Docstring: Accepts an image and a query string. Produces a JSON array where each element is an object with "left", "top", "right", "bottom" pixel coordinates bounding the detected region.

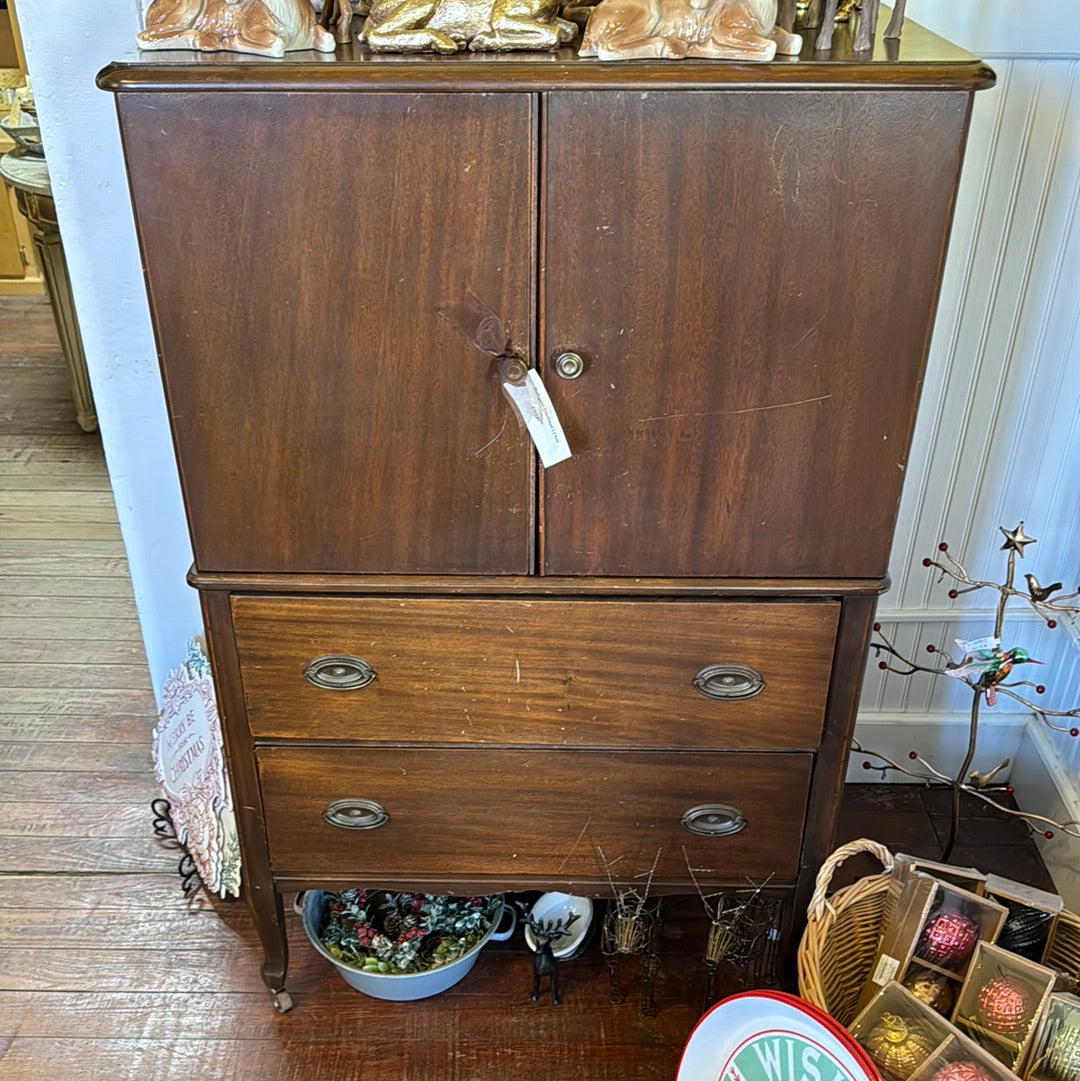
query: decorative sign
[
  {"left": 678, "top": 991, "right": 881, "bottom": 1081},
  {"left": 152, "top": 639, "right": 241, "bottom": 898}
]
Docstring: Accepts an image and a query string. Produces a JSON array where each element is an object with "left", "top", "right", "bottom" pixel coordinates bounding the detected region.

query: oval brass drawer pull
[
  {"left": 692, "top": 663, "right": 765, "bottom": 701},
  {"left": 681, "top": 803, "right": 746, "bottom": 837},
  {"left": 304, "top": 655, "right": 376, "bottom": 691},
  {"left": 323, "top": 798, "right": 389, "bottom": 830}
]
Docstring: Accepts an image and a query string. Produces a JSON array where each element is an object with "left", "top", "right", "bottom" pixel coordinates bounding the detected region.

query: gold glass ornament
[
  {"left": 903, "top": 968, "right": 956, "bottom": 1016},
  {"left": 865, "top": 1012, "right": 936, "bottom": 1078},
  {"left": 1044, "top": 1021, "right": 1080, "bottom": 1080}
]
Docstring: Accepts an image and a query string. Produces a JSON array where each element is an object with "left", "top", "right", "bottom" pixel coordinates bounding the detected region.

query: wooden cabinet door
[
  {"left": 118, "top": 91, "right": 536, "bottom": 575},
  {"left": 542, "top": 90, "right": 971, "bottom": 579}
]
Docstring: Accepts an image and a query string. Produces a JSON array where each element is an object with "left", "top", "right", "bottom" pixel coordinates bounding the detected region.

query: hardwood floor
[{"left": 0, "top": 296, "right": 1058, "bottom": 1079}]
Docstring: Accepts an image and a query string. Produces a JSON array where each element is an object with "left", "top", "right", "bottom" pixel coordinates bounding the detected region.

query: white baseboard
[
  {"left": 1011, "top": 721, "right": 1080, "bottom": 911},
  {"left": 848, "top": 711, "right": 1027, "bottom": 785}
]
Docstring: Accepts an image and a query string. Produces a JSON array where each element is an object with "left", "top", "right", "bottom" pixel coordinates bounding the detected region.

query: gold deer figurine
[{"left": 360, "top": 0, "right": 578, "bottom": 51}]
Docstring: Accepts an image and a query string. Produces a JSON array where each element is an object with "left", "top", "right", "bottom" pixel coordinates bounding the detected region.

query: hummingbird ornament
[{"left": 944, "top": 636, "right": 1043, "bottom": 706}]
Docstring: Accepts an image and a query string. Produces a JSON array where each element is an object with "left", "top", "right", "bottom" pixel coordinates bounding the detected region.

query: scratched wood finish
[
  {"left": 231, "top": 595, "right": 839, "bottom": 747},
  {"left": 256, "top": 746, "right": 811, "bottom": 882},
  {"left": 542, "top": 89, "right": 972, "bottom": 578},
  {"left": 117, "top": 91, "right": 536, "bottom": 576}
]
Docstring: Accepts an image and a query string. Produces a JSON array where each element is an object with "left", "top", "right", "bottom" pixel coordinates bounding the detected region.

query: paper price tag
[
  {"left": 502, "top": 369, "right": 572, "bottom": 468},
  {"left": 871, "top": 953, "right": 900, "bottom": 986}
]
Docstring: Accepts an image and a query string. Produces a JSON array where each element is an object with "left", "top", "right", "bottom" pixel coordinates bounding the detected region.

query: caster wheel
[{"left": 272, "top": 989, "right": 294, "bottom": 1013}]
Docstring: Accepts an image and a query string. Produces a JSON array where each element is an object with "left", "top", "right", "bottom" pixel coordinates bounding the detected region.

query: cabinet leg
[{"left": 248, "top": 886, "right": 291, "bottom": 1010}]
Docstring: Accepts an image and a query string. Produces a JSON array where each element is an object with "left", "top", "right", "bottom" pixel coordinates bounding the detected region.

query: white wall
[{"left": 15, "top": 0, "right": 201, "bottom": 705}]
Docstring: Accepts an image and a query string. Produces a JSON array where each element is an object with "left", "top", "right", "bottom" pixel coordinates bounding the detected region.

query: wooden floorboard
[{"left": 0, "top": 295, "right": 1060, "bottom": 1079}]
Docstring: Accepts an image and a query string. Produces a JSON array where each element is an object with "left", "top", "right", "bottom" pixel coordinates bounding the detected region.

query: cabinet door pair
[{"left": 120, "top": 87, "right": 968, "bottom": 580}]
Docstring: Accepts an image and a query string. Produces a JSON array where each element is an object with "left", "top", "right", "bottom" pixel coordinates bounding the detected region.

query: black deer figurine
[{"left": 520, "top": 909, "right": 581, "bottom": 1005}]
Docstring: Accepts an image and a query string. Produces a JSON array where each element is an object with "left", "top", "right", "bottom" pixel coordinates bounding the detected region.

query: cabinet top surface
[{"left": 99, "top": 16, "right": 993, "bottom": 93}]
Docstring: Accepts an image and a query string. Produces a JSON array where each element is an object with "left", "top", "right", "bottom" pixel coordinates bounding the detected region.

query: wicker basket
[{"left": 797, "top": 837, "right": 1080, "bottom": 1030}]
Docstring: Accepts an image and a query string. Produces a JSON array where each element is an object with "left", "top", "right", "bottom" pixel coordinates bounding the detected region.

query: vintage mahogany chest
[{"left": 101, "top": 22, "right": 992, "bottom": 1010}]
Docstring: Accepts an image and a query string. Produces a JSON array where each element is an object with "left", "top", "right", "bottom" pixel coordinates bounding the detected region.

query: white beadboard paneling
[
  {"left": 905, "top": 0, "right": 1080, "bottom": 58},
  {"left": 889, "top": 58, "right": 1080, "bottom": 614},
  {"left": 1012, "top": 721, "right": 1080, "bottom": 911},
  {"left": 847, "top": 711, "right": 1026, "bottom": 785}
]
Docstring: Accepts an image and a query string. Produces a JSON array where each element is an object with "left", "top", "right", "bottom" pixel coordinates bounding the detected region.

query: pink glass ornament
[
  {"left": 976, "top": 975, "right": 1031, "bottom": 1036},
  {"left": 917, "top": 911, "right": 978, "bottom": 966},
  {"left": 932, "top": 1063, "right": 994, "bottom": 1081}
]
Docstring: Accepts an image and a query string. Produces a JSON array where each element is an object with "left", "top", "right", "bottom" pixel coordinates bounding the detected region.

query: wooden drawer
[
  {"left": 256, "top": 746, "right": 811, "bottom": 884},
  {"left": 232, "top": 596, "right": 838, "bottom": 749}
]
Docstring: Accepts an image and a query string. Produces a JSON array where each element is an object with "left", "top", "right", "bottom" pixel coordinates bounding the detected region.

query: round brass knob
[
  {"left": 499, "top": 356, "right": 529, "bottom": 385},
  {"left": 553, "top": 352, "right": 585, "bottom": 380}
]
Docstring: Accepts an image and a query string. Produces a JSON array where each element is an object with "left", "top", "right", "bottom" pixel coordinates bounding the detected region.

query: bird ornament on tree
[
  {"left": 944, "top": 636, "right": 1042, "bottom": 706},
  {"left": 854, "top": 522, "right": 1080, "bottom": 858}
]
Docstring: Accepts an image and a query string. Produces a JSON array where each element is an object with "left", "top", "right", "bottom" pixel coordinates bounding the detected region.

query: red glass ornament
[
  {"left": 927, "top": 644, "right": 937, "bottom": 653},
  {"left": 923, "top": 558, "right": 932, "bottom": 567},
  {"left": 938, "top": 543, "right": 949, "bottom": 552},
  {"left": 948, "top": 589, "right": 959, "bottom": 599},
  {"left": 1048, "top": 620, "right": 1057, "bottom": 629},
  {"left": 917, "top": 911, "right": 978, "bottom": 966},
  {"left": 932, "top": 1063, "right": 994, "bottom": 1081},
  {"left": 976, "top": 975, "right": 1031, "bottom": 1036},
  {"left": 1070, "top": 728, "right": 1079, "bottom": 738}
]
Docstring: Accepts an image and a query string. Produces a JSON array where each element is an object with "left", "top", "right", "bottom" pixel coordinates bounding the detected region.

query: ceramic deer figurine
[
  {"left": 579, "top": 0, "right": 801, "bottom": 62},
  {"left": 137, "top": 0, "right": 337, "bottom": 57}
]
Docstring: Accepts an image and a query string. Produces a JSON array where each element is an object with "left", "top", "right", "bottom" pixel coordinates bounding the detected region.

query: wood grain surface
[
  {"left": 232, "top": 594, "right": 838, "bottom": 746},
  {"left": 256, "top": 745, "right": 812, "bottom": 882},
  {"left": 542, "top": 88, "right": 971, "bottom": 578},
  {"left": 118, "top": 90, "right": 536, "bottom": 576}
]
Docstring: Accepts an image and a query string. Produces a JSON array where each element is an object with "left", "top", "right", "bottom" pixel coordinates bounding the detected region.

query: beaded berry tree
[{"left": 856, "top": 522, "right": 1080, "bottom": 860}]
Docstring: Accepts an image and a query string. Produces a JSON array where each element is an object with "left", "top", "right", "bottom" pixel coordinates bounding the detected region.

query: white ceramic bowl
[
  {"left": 299, "top": 890, "right": 516, "bottom": 1000},
  {"left": 523, "top": 892, "right": 594, "bottom": 959}
]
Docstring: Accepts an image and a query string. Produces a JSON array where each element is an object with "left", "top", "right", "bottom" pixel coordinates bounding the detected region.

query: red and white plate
[{"left": 677, "top": 990, "right": 881, "bottom": 1081}]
